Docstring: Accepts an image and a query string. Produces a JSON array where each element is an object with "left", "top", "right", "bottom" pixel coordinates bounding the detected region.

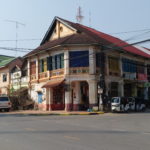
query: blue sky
[{"left": 0, "top": 0, "right": 150, "bottom": 56}]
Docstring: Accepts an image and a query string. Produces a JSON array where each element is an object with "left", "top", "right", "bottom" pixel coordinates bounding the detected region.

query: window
[
  {"left": 2, "top": 74, "right": 7, "bottom": 82},
  {"left": 137, "top": 63, "right": 144, "bottom": 74},
  {"left": 122, "top": 58, "right": 136, "bottom": 73},
  {"left": 30, "top": 61, "right": 36, "bottom": 75},
  {"left": 22, "top": 69, "right": 27, "bottom": 77},
  {"left": 108, "top": 57, "right": 120, "bottom": 72},
  {"left": 69, "top": 51, "right": 89, "bottom": 67},
  {"left": 60, "top": 26, "right": 63, "bottom": 32},
  {"left": 47, "top": 53, "right": 64, "bottom": 71},
  {"left": 39, "top": 58, "right": 47, "bottom": 73}
]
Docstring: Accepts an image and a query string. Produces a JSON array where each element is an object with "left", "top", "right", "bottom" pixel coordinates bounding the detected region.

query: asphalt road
[{"left": 0, "top": 113, "right": 150, "bottom": 150}]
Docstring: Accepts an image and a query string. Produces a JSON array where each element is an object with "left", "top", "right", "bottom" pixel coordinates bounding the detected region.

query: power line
[
  {"left": 0, "top": 39, "right": 41, "bottom": 42},
  {"left": 110, "top": 28, "right": 150, "bottom": 35}
]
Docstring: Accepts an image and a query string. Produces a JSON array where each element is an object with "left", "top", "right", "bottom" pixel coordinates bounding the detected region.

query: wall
[{"left": 50, "top": 21, "right": 76, "bottom": 41}]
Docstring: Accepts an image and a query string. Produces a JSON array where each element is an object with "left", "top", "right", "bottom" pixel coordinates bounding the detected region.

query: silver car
[{"left": 0, "top": 96, "right": 11, "bottom": 112}]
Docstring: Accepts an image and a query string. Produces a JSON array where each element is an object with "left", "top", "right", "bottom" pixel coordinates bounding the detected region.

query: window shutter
[{"left": 60, "top": 53, "right": 64, "bottom": 68}]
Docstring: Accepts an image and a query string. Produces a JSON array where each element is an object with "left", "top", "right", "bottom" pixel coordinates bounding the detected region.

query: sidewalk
[{"left": 4, "top": 110, "right": 105, "bottom": 116}]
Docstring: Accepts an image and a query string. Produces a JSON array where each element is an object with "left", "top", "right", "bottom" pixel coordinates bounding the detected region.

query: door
[
  {"left": 80, "top": 81, "right": 89, "bottom": 110},
  {"left": 38, "top": 92, "right": 43, "bottom": 103}
]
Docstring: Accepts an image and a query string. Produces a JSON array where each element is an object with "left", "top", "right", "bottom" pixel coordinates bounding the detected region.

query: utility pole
[
  {"left": 5, "top": 20, "right": 25, "bottom": 57},
  {"left": 98, "top": 51, "right": 106, "bottom": 111}
]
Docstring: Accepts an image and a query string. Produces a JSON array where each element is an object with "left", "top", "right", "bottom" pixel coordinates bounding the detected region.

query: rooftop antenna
[
  {"left": 5, "top": 19, "right": 25, "bottom": 57},
  {"left": 89, "top": 10, "right": 92, "bottom": 27},
  {"left": 76, "top": 6, "right": 84, "bottom": 24}
]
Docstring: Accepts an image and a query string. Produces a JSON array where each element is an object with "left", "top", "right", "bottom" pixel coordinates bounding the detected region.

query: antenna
[
  {"left": 89, "top": 10, "right": 92, "bottom": 27},
  {"left": 76, "top": 6, "right": 84, "bottom": 24},
  {"left": 5, "top": 19, "right": 25, "bottom": 57}
]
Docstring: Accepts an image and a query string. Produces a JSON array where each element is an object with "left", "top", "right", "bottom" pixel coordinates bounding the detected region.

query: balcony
[
  {"left": 51, "top": 69, "right": 64, "bottom": 78},
  {"left": 30, "top": 74, "right": 36, "bottom": 81},
  {"left": 70, "top": 67, "right": 89, "bottom": 75},
  {"left": 39, "top": 72, "right": 48, "bottom": 79}
]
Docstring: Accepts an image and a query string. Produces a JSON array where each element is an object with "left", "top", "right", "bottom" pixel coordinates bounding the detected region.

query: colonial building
[
  {"left": 0, "top": 56, "right": 22, "bottom": 95},
  {"left": 10, "top": 59, "right": 28, "bottom": 91},
  {"left": 25, "top": 17, "right": 150, "bottom": 111}
]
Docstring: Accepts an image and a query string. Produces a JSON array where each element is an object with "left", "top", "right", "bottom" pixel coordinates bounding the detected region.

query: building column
[
  {"left": 46, "top": 87, "right": 53, "bottom": 111},
  {"left": 118, "top": 81, "right": 124, "bottom": 97},
  {"left": 27, "top": 59, "right": 30, "bottom": 81},
  {"left": 64, "top": 50, "right": 69, "bottom": 75},
  {"left": 144, "top": 87, "right": 148, "bottom": 100},
  {"left": 89, "top": 46, "right": 96, "bottom": 75},
  {"left": 65, "top": 90, "right": 72, "bottom": 111},
  {"left": 72, "top": 81, "right": 81, "bottom": 111},
  {"left": 88, "top": 80, "right": 98, "bottom": 108},
  {"left": 64, "top": 80, "right": 72, "bottom": 111},
  {"left": 35, "top": 56, "right": 39, "bottom": 81}
]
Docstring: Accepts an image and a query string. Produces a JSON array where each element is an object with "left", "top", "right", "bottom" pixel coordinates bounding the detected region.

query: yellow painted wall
[
  {"left": 50, "top": 21, "right": 76, "bottom": 41},
  {"left": 0, "top": 67, "right": 10, "bottom": 95}
]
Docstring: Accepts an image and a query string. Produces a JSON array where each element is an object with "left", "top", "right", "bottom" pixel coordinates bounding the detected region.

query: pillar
[
  {"left": 64, "top": 50, "right": 69, "bottom": 75},
  {"left": 89, "top": 46, "right": 96, "bottom": 75},
  {"left": 65, "top": 90, "right": 72, "bottom": 111},
  {"left": 35, "top": 56, "right": 39, "bottom": 81},
  {"left": 72, "top": 82, "right": 81, "bottom": 111},
  {"left": 88, "top": 80, "right": 98, "bottom": 108},
  {"left": 27, "top": 58, "right": 30, "bottom": 81},
  {"left": 118, "top": 81, "right": 124, "bottom": 97}
]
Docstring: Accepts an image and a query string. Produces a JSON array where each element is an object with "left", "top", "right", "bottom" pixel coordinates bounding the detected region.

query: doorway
[{"left": 80, "top": 81, "right": 89, "bottom": 110}]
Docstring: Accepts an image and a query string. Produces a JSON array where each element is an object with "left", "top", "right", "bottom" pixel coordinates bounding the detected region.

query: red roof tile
[{"left": 25, "top": 17, "right": 150, "bottom": 58}]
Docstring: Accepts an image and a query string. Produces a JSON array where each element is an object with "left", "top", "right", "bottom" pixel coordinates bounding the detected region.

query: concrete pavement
[{"left": 0, "top": 113, "right": 149, "bottom": 150}]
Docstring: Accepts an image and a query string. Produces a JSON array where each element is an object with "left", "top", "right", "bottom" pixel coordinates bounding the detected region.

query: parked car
[
  {"left": 134, "top": 97, "right": 146, "bottom": 112},
  {"left": 111, "top": 97, "right": 129, "bottom": 112},
  {"left": 0, "top": 96, "right": 11, "bottom": 112},
  {"left": 111, "top": 96, "right": 146, "bottom": 112}
]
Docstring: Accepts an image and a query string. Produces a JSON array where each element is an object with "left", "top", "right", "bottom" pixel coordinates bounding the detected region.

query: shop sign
[
  {"left": 137, "top": 73, "right": 148, "bottom": 81},
  {"left": 123, "top": 73, "right": 136, "bottom": 80},
  {"left": 144, "top": 82, "right": 150, "bottom": 88}
]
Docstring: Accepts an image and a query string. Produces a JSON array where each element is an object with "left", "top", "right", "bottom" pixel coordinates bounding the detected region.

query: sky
[{"left": 0, "top": 0, "right": 150, "bottom": 57}]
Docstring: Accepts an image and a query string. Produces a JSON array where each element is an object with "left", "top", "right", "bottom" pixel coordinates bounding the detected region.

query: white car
[{"left": 0, "top": 96, "right": 11, "bottom": 112}]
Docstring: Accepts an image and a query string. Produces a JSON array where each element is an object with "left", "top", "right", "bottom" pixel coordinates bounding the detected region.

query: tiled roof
[
  {"left": 25, "top": 17, "right": 150, "bottom": 58},
  {"left": 0, "top": 55, "right": 15, "bottom": 68}
]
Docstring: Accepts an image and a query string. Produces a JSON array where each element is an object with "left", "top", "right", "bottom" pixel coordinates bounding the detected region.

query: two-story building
[
  {"left": 25, "top": 17, "right": 150, "bottom": 111},
  {"left": 10, "top": 59, "right": 28, "bottom": 92},
  {"left": 0, "top": 55, "right": 23, "bottom": 95}
]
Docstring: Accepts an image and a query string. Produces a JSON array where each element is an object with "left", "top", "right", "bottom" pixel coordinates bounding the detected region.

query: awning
[{"left": 42, "top": 79, "right": 65, "bottom": 88}]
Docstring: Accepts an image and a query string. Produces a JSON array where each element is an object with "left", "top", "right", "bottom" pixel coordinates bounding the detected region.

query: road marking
[
  {"left": 143, "top": 132, "right": 150, "bottom": 135},
  {"left": 64, "top": 135, "right": 80, "bottom": 141},
  {"left": 25, "top": 128, "right": 36, "bottom": 131}
]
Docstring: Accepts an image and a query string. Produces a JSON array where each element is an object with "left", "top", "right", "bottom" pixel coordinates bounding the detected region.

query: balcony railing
[
  {"left": 30, "top": 74, "right": 36, "bottom": 81},
  {"left": 51, "top": 69, "right": 64, "bottom": 77},
  {"left": 70, "top": 67, "right": 89, "bottom": 75},
  {"left": 39, "top": 72, "right": 48, "bottom": 79}
]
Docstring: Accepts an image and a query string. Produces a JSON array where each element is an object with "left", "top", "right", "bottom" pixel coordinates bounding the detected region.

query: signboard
[
  {"left": 123, "top": 73, "right": 136, "bottom": 80},
  {"left": 137, "top": 73, "right": 148, "bottom": 81},
  {"left": 144, "top": 82, "right": 150, "bottom": 88}
]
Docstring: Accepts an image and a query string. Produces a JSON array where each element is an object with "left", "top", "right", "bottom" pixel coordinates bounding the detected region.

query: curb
[{"left": 4, "top": 111, "right": 105, "bottom": 116}]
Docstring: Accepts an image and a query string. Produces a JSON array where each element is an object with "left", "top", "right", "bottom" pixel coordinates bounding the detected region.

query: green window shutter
[
  {"left": 60, "top": 53, "right": 64, "bottom": 68},
  {"left": 39, "top": 60, "right": 43, "bottom": 73},
  {"left": 57, "top": 54, "right": 61, "bottom": 69},
  {"left": 42, "top": 59, "right": 44, "bottom": 72},
  {"left": 44, "top": 59, "right": 47, "bottom": 72},
  {"left": 52, "top": 56, "right": 55, "bottom": 70}
]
